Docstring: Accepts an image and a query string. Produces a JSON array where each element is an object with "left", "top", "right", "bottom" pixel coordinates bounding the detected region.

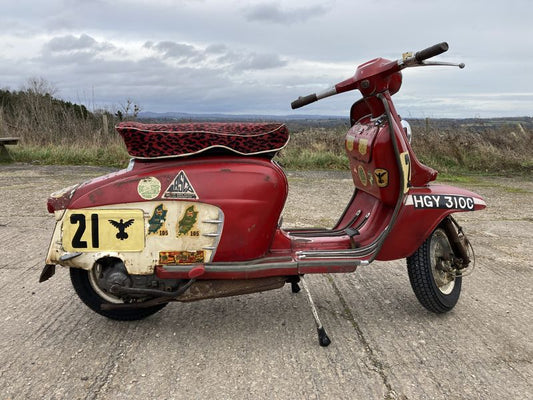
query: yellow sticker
[
  {"left": 374, "top": 169, "right": 389, "bottom": 188},
  {"left": 346, "top": 136, "right": 355, "bottom": 152},
  {"left": 62, "top": 209, "right": 144, "bottom": 252},
  {"left": 358, "top": 138, "right": 368, "bottom": 156},
  {"left": 400, "top": 152, "right": 411, "bottom": 194}
]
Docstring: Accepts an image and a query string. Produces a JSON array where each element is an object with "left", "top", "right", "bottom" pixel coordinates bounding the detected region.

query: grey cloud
[
  {"left": 243, "top": 2, "right": 329, "bottom": 24},
  {"left": 205, "top": 44, "right": 228, "bottom": 54},
  {"left": 145, "top": 40, "right": 287, "bottom": 71},
  {"left": 145, "top": 41, "right": 203, "bottom": 61},
  {"left": 234, "top": 53, "right": 287, "bottom": 71},
  {"left": 20, "top": 37, "right": 291, "bottom": 114},
  {"left": 45, "top": 34, "right": 110, "bottom": 52}
]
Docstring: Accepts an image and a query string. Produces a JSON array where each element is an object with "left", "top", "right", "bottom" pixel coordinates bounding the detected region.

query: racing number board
[{"left": 62, "top": 209, "right": 145, "bottom": 252}]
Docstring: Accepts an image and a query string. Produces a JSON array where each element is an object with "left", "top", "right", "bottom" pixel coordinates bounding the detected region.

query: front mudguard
[{"left": 376, "top": 184, "right": 486, "bottom": 261}]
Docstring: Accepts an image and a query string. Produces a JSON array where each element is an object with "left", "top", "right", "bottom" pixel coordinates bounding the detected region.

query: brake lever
[
  {"left": 421, "top": 61, "right": 465, "bottom": 69},
  {"left": 399, "top": 55, "right": 465, "bottom": 69}
]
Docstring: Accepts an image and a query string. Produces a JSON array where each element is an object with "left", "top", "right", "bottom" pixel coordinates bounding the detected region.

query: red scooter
[{"left": 41, "top": 43, "right": 486, "bottom": 346}]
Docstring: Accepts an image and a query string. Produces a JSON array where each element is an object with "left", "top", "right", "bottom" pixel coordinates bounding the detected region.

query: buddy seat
[{"left": 116, "top": 121, "right": 289, "bottom": 159}]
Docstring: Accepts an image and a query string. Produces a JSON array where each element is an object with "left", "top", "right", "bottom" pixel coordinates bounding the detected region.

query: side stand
[{"left": 299, "top": 275, "right": 331, "bottom": 347}]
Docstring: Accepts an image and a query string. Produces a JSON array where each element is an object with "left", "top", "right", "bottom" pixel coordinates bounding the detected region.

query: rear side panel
[
  {"left": 46, "top": 201, "right": 222, "bottom": 275},
  {"left": 67, "top": 156, "right": 288, "bottom": 263}
]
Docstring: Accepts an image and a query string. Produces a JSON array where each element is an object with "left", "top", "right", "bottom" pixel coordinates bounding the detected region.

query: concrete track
[{"left": 0, "top": 164, "right": 531, "bottom": 399}]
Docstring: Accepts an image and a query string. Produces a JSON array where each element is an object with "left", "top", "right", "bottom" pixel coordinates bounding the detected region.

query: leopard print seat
[{"left": 116, "top": 121, "right": 289, "bottom": 159}]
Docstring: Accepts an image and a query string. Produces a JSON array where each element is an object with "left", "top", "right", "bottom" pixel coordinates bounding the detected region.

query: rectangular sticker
[
  {"left": 409, "top": 195, "right": 475, "bottom": 210},
  {"left": 62, "top": 209, "right": 144, "bottom": 252},
  {"left": 159, "top": 250, "right": 205, "bottom": 265}
]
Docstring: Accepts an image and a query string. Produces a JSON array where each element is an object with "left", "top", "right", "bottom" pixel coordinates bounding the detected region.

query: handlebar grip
[
  {"left": 291, "top": 93, "right": 318, "bottom": 109},
  {"left": 415, "top": 42, "right": 449, "bottom": 62}
]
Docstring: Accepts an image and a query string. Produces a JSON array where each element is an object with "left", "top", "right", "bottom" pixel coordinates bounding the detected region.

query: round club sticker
[{"left": 137, "top": 177, "right": 161, "bottom": 200}]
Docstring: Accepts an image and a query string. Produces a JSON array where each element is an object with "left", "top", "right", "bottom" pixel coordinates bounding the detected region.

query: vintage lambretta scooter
[{"left": 41, "top": 42, "right": 486, "bottom": 346}]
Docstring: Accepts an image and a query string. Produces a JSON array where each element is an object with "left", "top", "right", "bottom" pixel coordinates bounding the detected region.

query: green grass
[
  {"left": 3, "top": 120, "right": 532, "bottom": 178},
  {"left": 9, "top": 144, "right": 130, "bottom": 168},
  {"left": 435, "top": 174, "right": 478, "bottom": 184},
  {"left": 501, "top": 186, "right": 530, "bottom": 194},
  {"left": 276, "top": 148, "right": 348, "bottom": 170},
  {"left": 2, "top": 83, "right": 531, "bottom": 176}
]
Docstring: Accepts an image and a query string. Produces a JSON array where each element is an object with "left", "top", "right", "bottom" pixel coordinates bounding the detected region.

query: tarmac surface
[{"left": 0, "top": 163, "right": 531, "bottom": 400}]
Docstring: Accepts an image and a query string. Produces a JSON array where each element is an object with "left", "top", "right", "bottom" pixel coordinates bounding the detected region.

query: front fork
[{"left": 440, "top": 216, "right": 472, "bottom": 273}]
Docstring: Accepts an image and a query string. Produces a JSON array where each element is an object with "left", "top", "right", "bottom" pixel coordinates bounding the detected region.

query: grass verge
[
  {"left": 9, "top": 144, "right": 130, "bottom": 169},
  {"left": 4, "top": 122, "right": 532, "bottom": 178}
]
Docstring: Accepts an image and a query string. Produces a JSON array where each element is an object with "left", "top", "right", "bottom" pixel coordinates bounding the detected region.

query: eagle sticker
[
  {"left": 374, "top": 169, "right": 389, "bottom": 188},
  {"left": 108, "top": 218, "right": 135, "bottom": 240}
]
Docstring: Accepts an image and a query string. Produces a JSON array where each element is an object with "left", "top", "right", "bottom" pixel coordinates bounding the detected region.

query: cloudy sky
[{"left": 1, "top": 0, "right": 532, "bottom": 118}]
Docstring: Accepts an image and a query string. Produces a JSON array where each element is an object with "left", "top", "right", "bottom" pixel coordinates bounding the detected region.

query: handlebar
[
  {"left": 291, "top": 42, "right": 458, "bottom": 109},
  {"left": 414, "top": 42, "right": 449, "bottom": 62},
  {"left": 291, "top": 94, "right": 318, "bottom": 109}
]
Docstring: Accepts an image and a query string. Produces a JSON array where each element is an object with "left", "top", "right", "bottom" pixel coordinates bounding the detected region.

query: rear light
[{"left": 47, "top": 184, "right": 79, "bottom": 214}]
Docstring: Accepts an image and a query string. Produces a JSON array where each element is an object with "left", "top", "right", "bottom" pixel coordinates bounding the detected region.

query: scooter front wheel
[
  {"left": 70, "top": 268, "right": 167, "bottom": 320},
  {"left": 406, "top": 226, "right": 462, "bottom": 313}
]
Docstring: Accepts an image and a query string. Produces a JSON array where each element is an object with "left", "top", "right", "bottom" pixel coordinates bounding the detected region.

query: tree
[
  {"left": 24, "top": 77, "right": 57, "bottom": 97},
  {"left": 115, "top": 98, "right": 142, "bottom": 120}
]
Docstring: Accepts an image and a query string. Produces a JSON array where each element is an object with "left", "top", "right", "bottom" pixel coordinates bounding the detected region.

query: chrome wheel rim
[
  {"left": 88, "top": 263, "right": 123, "bottom": 304},
  {"left": 430, "top": 229, "right": 455, "bottom": 295}
]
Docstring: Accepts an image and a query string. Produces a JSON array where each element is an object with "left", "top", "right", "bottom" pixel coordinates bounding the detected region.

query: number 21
[{"left": 70, "top": 213, "right": 99, "bottom": 248}]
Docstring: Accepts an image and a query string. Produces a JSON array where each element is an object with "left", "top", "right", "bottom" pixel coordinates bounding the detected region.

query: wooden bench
[{"left": 0, "top": 137, "right": 20, "bottom": 162}]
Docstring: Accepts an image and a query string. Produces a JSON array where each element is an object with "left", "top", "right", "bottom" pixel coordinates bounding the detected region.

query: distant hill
[
  {"left": 138, "top": 111, "right": 533, "bottom": 132},
  {"left": 138, "top": 111, "right": 346, "bottom": 121}
]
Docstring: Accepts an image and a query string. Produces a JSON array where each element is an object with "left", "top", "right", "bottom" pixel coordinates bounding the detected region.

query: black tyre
[
  {"left": 70, "top": 268, "right": 167, "bottom": 321},
  {"left": 406, "top": 227, "right": 462, "bottom": 313}
]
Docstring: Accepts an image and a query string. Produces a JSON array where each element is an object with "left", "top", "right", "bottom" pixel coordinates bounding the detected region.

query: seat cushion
[{"left": 116, "top": 121, "right": 289, "bottom": 159}]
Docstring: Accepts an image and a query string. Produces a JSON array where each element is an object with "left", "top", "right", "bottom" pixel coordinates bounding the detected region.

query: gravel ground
[{"left": 0, "top": 163, "right": 531, "bottom": 400}]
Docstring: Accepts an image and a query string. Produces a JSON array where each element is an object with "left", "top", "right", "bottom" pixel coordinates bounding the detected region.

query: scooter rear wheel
[
  {"left": 70, "top": 268, "right": 167, "bottom": 320},
  {"left": 406, "top": 226, "right": 462, "bottom": 313}
]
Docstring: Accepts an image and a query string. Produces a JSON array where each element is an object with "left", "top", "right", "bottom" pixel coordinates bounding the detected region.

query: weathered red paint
[
  {"left": 376, "top": 185, "right": 486, "bottom": 260},
  {"left": 46, "top": 45, "right": 487, "bottom": 282},
  {"left": 68, "top": 156, "right": 288, "bottom": 262}
]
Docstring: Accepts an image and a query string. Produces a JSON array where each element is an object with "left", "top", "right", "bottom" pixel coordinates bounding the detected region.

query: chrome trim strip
[
  {"left": 354, "top": 212, "right": 371, "bottom": 230},
  {"left": 474, "top": 198, "right": 486, "bottom": 206},
  {"left": 161, "top": 258, "right": 367, "bottom": 274},
  {"left": 163, "top": 262, "right": 296, "bottom": 273},
  {"left": 295, "top": 230, "right": 387, "bottom": 260},
  {"left": 59, "top": 252, "right": 83, "bottom": 261},
  {"left": 208, "top": 256, "right": 293, "bottom": 266},
  {"left": 298, "top": 259, "right": 369, "bottom": 268},
  {"left": 205, "top": 209, "right": 224, "bottom": 263}
]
